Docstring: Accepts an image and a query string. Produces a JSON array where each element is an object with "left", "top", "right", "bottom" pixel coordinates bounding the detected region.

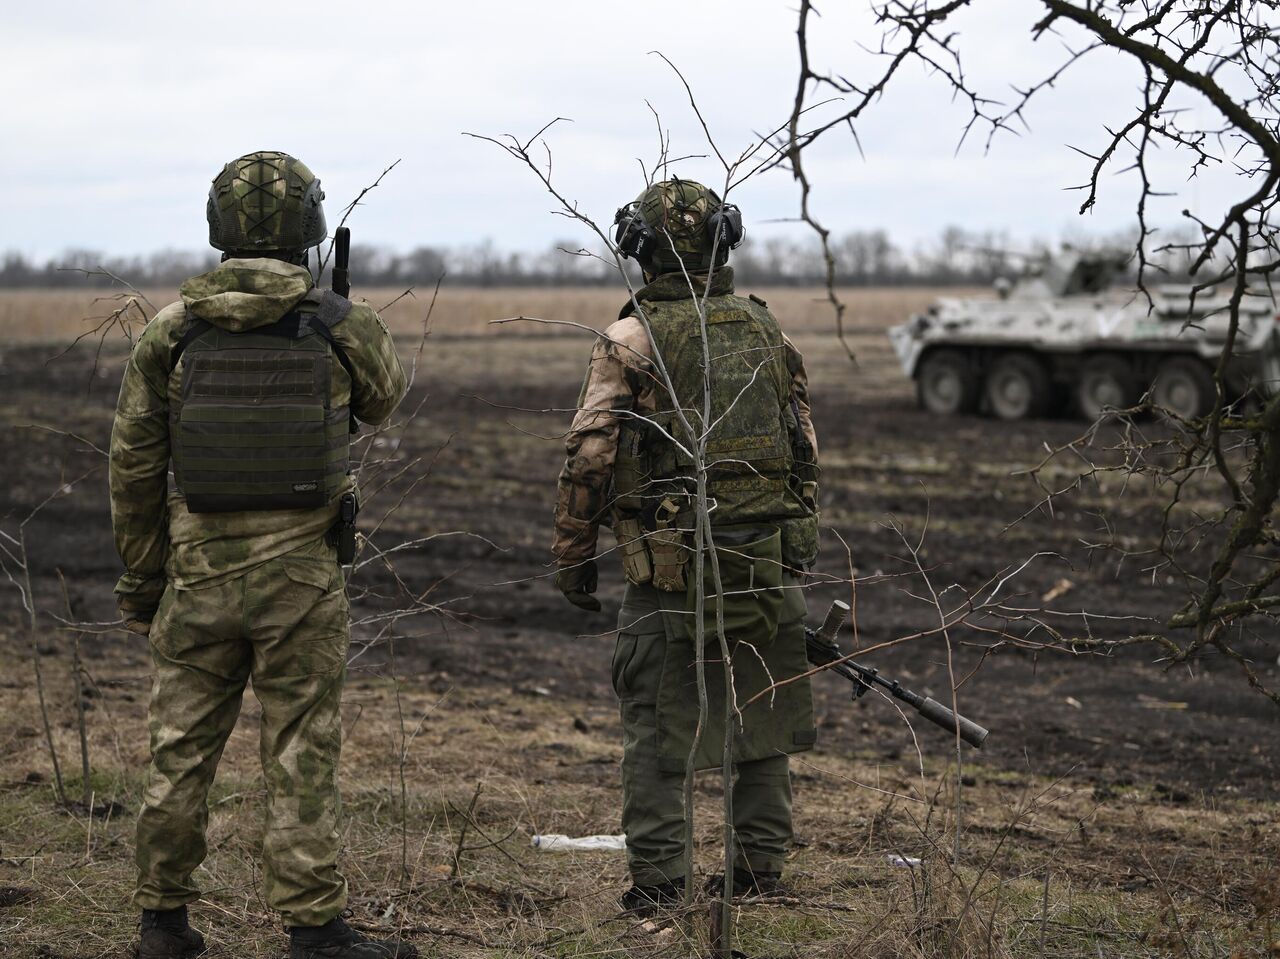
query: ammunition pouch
[
  {"left": 612, "top": 515, "right": 654, "bottom": 586},
  {"left": 649, "top": 528, "right": 690, "bottom": 593},
  {"left": 649, "top": 498, "right": 691, "bottom": 593}
]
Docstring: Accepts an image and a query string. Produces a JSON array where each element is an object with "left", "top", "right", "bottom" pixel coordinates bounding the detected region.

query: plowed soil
[{"left": 2, "top": 284, "right": 1277, "bottom": 804}]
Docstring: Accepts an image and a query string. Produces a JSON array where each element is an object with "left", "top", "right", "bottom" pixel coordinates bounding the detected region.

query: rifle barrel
[
  {"left": 805, "top": 601, "right": 990, "bottom": 749},
  {"left": 913, "top": 695, "right": 990, "bottom": 748}
]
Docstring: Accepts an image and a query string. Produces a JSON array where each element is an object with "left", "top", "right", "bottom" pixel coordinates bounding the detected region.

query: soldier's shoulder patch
[{"left": 749, "top": 293, "right": 768, "bottom": 307}]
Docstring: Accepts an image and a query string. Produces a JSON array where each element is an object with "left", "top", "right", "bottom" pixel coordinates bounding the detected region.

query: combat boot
[
  {"left": 136, "top": 906, "right": 206, "bottom": 959},
  {"left": 618, "top": 877, "right": 686, "bottom": 916},
  {"left": 289, "top": 916, "right": 418, "bottom": 959},
  {"left": 704, "top": 868, "right": 784, "bottom": 899}
]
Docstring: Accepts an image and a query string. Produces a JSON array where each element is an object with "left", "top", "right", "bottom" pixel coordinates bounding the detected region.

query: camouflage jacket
[
  {"left": 552, "top": 267, "right": 818, "bottom": 565},
  {"left": 109, "top": 257, "right": 407, "bottom": 616}
]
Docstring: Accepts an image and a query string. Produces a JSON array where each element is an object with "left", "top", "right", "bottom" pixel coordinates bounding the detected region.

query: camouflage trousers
[
  {"left": 134, "top": 538, "right": 349, "bottom": 927},
  {"left": 613, "top": 581, "right": 795, "bottom": 887}
]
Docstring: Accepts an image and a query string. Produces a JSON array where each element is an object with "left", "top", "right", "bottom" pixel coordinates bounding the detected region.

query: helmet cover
[
  {"left": 207, "top": 151, "right": 327, "bottom": 255},
  {"left": 615, "top": 178, "right": 742, "bottom": 274}
]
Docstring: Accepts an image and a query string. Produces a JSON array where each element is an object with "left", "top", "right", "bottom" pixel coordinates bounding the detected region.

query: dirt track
[{"left": 2, "top": 285, "right": 1277, "bottom": 804}]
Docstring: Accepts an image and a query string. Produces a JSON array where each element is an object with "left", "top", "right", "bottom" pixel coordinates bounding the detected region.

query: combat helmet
[
  {"left": 207, "top": 151, "right": 327, "bottom": 257},
  {"left": 614, "top": 178, "right": 743, "bottom": 275}
]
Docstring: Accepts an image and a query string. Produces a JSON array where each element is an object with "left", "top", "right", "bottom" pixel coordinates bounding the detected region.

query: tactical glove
[
  {"left": 555, "top": 560, "right": 602, "bottom": 612},
  {"left": 119, "top": 605, "right": 157, "bottom": 637}
]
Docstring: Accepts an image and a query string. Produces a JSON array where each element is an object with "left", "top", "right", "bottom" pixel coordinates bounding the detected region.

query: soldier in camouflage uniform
[
  {"left": 110, "top": 152, "right": 415, "bottom": 959},
  {"left": 552, "top": 179, "right": 821, "bottom": 913}
]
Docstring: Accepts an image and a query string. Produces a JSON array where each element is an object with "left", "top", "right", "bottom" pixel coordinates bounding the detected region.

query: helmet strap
[{"left": 220, "top": 249, "right": 309, "bottom": 266}]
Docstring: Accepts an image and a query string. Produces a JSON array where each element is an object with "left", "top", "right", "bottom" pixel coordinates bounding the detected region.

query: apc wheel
[
  {"left": 1152, "top": 356, "right": 1216, "bottom": 420},
  {"left": 984, "top": 353, "right": 1052, "bottom": 421},
  {"left": 917, "top": 349, "right": 978, "bottom": 415},
  {"left": 1076, "top": 355, "right": 1137, "bottom": 422}
]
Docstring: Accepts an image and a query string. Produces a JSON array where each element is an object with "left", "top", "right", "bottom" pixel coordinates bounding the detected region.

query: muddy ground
[{"left": 2, "top": 285, "right": 1276, "bottom": 803}]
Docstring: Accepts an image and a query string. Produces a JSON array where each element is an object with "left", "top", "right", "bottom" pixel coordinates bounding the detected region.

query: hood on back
[{"left": 179, "top": 257, "right": 313, "bottom": 332}]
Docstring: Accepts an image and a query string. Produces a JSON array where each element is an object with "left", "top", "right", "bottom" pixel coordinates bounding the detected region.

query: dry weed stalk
[
  {"left": 0, "top": 461, "right": 103, "bottom": 808},
  {"left": 58, "top": 570, "right": 91, "bottom": 809}
]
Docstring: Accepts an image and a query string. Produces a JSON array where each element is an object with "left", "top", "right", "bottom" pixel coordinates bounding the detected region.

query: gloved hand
[
  {"left": 122, "top": 615, "right": 153, "bottom": 637},
  {"left": 555, "top": 560, "right": 601, "bottom": 612}
]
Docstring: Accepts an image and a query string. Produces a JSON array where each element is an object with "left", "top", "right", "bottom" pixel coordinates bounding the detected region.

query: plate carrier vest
[
  {"left": 168, "top": 288, "right": 356, "bottom": 513},
  {"left": 612, "top": 292, "right": 817, "bottom": 566}
]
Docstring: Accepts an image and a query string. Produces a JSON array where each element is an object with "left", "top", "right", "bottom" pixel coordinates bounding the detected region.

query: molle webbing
[{"left": 170, "top": 294, "right": 353, "bottom": 513}]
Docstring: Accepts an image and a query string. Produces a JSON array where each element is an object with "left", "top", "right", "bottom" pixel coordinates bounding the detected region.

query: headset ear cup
[
  {"left": 614, "top": 203, "right": 657, "bottom": 262},
  {"left": 706, "top": 204, "right": 745, "bottom": 254}
]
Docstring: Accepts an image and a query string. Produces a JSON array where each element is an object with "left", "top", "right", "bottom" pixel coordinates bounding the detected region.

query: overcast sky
[{"left": 1, "top": 0, "right": 1241, "bottom": 260}]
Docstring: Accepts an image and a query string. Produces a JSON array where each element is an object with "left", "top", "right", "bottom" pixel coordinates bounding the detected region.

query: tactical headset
[{"left": 613, "top": 199, "right": 745, "bottom": 268}]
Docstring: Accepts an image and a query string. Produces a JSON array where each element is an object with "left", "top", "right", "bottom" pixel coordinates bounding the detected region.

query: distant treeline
[{"left": 2, "top": 225, "right": 1183, "bottom": 289}]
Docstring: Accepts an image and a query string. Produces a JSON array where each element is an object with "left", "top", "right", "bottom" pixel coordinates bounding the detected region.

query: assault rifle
[
  {"left": 806, "top": 600, "right": 990, "bottom": 748},
  {"left": 332, "top": 226, "right": 351, "bottom": 297}
]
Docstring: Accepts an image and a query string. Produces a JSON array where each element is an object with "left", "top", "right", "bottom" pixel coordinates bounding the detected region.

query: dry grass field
[
  {"left": 0, "top": 284, "right": 935, "bottom": 341},
  {"left": 1, "top": 284, "right": 1278, "bottom": 958}
]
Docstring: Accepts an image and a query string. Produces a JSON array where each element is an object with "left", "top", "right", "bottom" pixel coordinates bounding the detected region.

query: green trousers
[
  {"left": 134, "top": 539, "right": 349, "bottom": 927},
  {"left": 613, "top": 581, "right": 795, "bottom": 887}
]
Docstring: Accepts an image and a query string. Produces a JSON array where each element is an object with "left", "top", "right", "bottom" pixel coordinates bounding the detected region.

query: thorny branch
[{"left": 784, "top": 0, "right": 1280, "bottom": 705}]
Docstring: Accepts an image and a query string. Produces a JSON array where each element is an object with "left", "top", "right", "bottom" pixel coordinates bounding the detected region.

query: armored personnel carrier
[{"left": 889, "top": 250, "right": 1280, "bottom": 420}]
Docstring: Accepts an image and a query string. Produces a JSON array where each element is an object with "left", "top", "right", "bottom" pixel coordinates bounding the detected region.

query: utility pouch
[
  {"left": 649, "top": 498, "right": 690, "bottom": 592},
  {"left": 612, "top": 515, "right": 653, "bottom": 586},
  {"left": 326, "top": 491, "right": 359, "bottom": 564},
  {"left": 778, "top": 514, "right": 820, "bottom": 571}
]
